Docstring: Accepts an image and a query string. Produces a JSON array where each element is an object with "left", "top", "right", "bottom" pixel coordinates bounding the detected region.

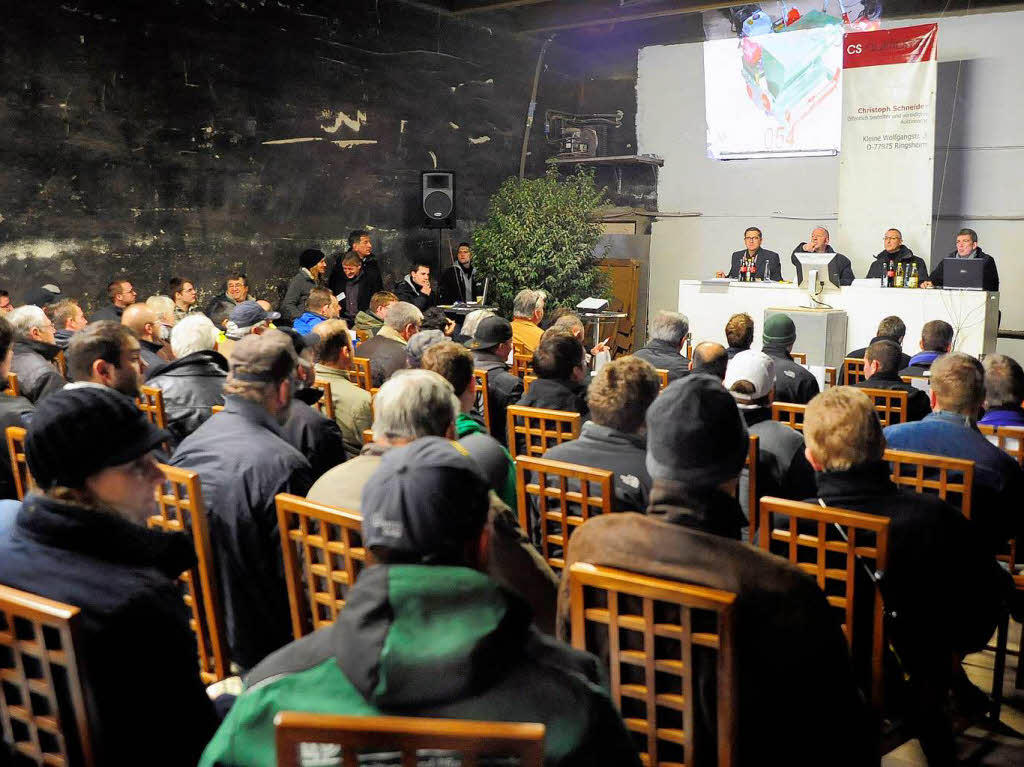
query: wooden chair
[
  {"left": 979, "top": 423, "right": 1024, "bottom": 466},
  {"left": 276, "top": 494, "right": 366, "bottom": 639},
  {"left": 758, "top": 497, "right": 890, "bottom": 708},
  {"left": 211, "top": 404, "right": 224, "bottom": 414},
  {"left": 791, "top": 351, "right": 807, "bottom": 365},
  {"left": 523, "top": 374, "right": 537, "bottom": 393},
  {"left": 568, "top": 562, "right": 737, "bottom": 767},
  {"left": 275, "top": 713, "right": 545, "bottom": 767},
  {"left": 361, "top": 428, "right": 374, "bottom": 445},
  {"left": 311, "top": 379, "right": 335, "bottom": 420},
  {"left": 349, "top": 357, "right": 373, "bottom": 393},
  {"left": 472, "top": 368, "right": 491, "bottom": 433},
  {"left": 823, "top": 366, "right": 837, "bottom": 388},
  {"left": 513, "top": 341, "right": 528, "bottom": 357},
  {"left": 858, "top": 387, "right": 909, "bottom": 426},
  {"left": 506, "top": 405, "right": 582, "bottom": 460},
  {"left": 741, "top": 434, "right": 759, "bottom": 542},
  {"left": 770, "top": 401, "right": 806, "bottom": 431},
  {"left": 148, "top": 464, "right": 229, "bottom": 684},
  {"left": 512, "top": 352, "right": 534, "bottom": 379},
  {"left": 6, "top": 425, "right": 33, "bottom": 501},
  {"left": 0, "top": 584, "right": 95, "bottom": 766},
  {"left": 884, "top": 448, "right": 974, "bottom": 518},
  {"left": 655, "top": 368, "right": 670, "bottom": 390},
  {"left": 515, "top": 457, "right": 613, "bottom": 572},
  {"left": 354, "top": 328, "right": 372, "bottom": 344},
  {"left": 843, "top": 357, "right": 866, "bottom": 385},
  {"left": 135, "top": 385, "right": 168, "bottom": 429},
  {"left": 5, "top": 371, "right": 19, "bottom": 397}
]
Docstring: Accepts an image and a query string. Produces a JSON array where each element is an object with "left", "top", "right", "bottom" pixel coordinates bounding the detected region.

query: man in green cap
[{"left": 761, "top": 313, "right": 819, "bottom": 404}]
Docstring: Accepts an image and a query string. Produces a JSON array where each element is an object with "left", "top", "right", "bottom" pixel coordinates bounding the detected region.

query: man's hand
[
  {"left": 421, "top": 282, "right": 432, "bottom": 295},
  {"left": 715, "top": 271, "right": 726, "bottom": 278},
  {"left": 802, "top": 242, "right": 815, "bottom": 252},
  {"left": 920, "top": 281, "right": 933, "bottom": 289}
]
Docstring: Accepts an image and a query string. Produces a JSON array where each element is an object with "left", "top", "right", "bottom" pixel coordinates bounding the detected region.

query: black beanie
[
  {"left": 26, "top": 387, "right": 170, "bottom": 490},
  {"left": 299, "top": 248, "right": 325, "bottom": 270}
]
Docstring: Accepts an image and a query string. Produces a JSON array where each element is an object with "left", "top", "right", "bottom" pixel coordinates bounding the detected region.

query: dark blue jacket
[
  {"left": 281, "top": 391, "right": 348, "bottom": 482},
  {"left": 170, "top": 396, "right": 314, "bottom": 670},
  {"left": 979, "top": 406, "right": 1024, "bottom": 428},
  {"left": 762, "top": 343, "right": 820, "bottom": 405},
  {"left": 900, "top": 350, "right": 942, "bottom": 378}
]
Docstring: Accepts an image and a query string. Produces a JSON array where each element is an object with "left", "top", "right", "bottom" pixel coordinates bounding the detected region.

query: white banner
[{"left": 837, "top": 24, "right": 938, "bottom": 276}]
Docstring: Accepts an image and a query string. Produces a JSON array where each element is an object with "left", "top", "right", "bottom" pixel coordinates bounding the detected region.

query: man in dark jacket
[
  {"left": 761, "top": 313, "right": 819, "bottom": 404},
  {"left": 633, "top": 310, "right": 690, "bottom": 381},
  {"left": 7, "top": 304, "right": 65, "bottom": 403},
  {"left": 804, "top": 387, "right": 1017, "bottom": 765},
  {"left": 923, "top": 228, "right": 999, "bottom": 291},
  {"left": 145, "top": 314, "right": 227, "bottom": 446},
  {"left": 725, "top": 312, "right": 754, "bottom": 360},
  {"left": 90, "top": 278, "right": 137, "bottom": 323},
  {"left": 170, "top": 331, "right": 314, "bottom": 670},
  {"left": 865, "top": 229, "right": 928, "bottom": 282},
  {"left": 900, "top": 319, "right": 952, "bottom": 377},
  {"left": 66, "top": 322, "right": 144, "bottom": 398},
  {"left": 204, "top": 270, "right": 250, "bottom": 320},
  {"left": 725, "top": 226, "right": 783, "bottom": 281},
  {"left": 543, "top": 356, "right": 657, "bottom": 512},
  {"left": 0, "top": 317, "right": 34, "bottom": 499},
  {"left": 122, "top": 302, "right": 174, "bottom": 373},
  {"left": 467, "top": 315, "right": 523, "bottom": 447},
  {"left": 0, "top": 386, "right": 218, "bottom": 765},
  {"left": 327, "top": 230, "right": 383, "bottom": 301},
  {"left": 790, "top": 226, "right": 855, "bottom": 286},
  {"left": 558, "top": 375, "right": 877, "bottom": 767},
  {"left": 280, "top": 248, "right": 326, "bottom": 324},
  {"left": 853, "top": 339, "right": 931, "bottom": 422},
  {"left": 439, "top": 242, "right": 486, "bottom": 304},
  {"left": 355, "top": 301, "right": 422, "bottom": 387},
  {"left": 517, "top": 330, "right": 589, "bottom": 417},
  {"left": 52, "top": 298, "right": 88, "bottom": 349},
  {"left": 844, "top": 315, "right": 911, "bottom": 380},
  {"left": 393, "top": 259, "right": 437, "bottom": 311},
  {"left": 328, "top": 253, "right": 371, "bottom": 323},
  {"left": 980, "top": 353, "right": 1024, "bottom": 427}
]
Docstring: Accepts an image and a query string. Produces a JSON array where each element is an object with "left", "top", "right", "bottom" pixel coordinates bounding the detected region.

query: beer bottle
[
  {"left": 895, "top": 261, "right": 904, "bottom": 288},
  {"left": 908, "top": 263, "right": 919, "bottom": 289}
]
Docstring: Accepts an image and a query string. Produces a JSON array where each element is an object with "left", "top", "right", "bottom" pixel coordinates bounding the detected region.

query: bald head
[
  {"left": 690, "top": 341, "right": 728, "bottom": 381},
  {"left": 121, "top": 303, "right": 158, "bottom": 342}
]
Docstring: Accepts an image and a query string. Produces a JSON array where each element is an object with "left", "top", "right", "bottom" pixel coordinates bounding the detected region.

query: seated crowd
[{"left": 1, "top": 255, "right": 1023, "bottom": 767}]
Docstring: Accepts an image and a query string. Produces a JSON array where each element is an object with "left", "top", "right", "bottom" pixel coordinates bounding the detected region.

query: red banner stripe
[{"left": 843, "top": 23, "right": 937, "bottom": 69}]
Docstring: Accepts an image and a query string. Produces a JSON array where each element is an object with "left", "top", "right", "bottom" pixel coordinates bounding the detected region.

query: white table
[{"left": 678, "top": 280, "right": 998, "bottom": 359}]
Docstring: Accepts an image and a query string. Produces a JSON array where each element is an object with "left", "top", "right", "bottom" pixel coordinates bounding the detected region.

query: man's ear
[
  {"left": 804, "top": 446, "right": 824, "bottom": 473},
  {"left": 929, "top": 388, "right": 938, "bottom": 410}
]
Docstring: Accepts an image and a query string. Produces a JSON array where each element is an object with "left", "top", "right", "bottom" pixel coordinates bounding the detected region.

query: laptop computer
[{"left": 942, "top": 258, "right": 985, "bottom": 290}]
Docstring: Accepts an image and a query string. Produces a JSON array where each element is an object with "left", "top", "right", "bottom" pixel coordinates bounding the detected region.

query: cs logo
[{"left": 847, "top": 44, "right": 863, "bottom": 54}]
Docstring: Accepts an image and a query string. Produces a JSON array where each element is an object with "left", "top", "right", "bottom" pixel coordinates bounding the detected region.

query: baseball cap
[
  {"left": 229, "top": 300, "right": 280, "bottom": 327},
  {"left": 228, "top": 329, "right": 298, "bottom": 383},
  {"left": 465, "top": 316, "right": 513, "bottom": 351},
  {"left": 723, "top": 350, "right": 775, "bottom": 403}
]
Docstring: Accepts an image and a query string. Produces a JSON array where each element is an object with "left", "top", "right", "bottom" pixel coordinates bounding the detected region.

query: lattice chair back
[
  {"left": 515, "top": 456, "right": 612, "bottom": 572},
  {"left": 523, "top": 374, "right": 537, "bottom": 393},
  {"left": 275, "top": 494, "right": 367, "bottom": 639},
  {"left": 148, "top": 464, "right": 229, "bottom": 684},
  {"left": 843, "top": 357, "right": 866, "bottom": 385},
  {"left": 512, "top": 352, "right": 534, "bottom": 379},
  {"left": 275, "top": 713, "right": 545, "bottom": 767},
  {"left": 757, "top": 497, "right": 890, "bottom": 708},
  {"left": 349, "top": 357, "right": 373, "bottom": 393},
  {"left": 824, "top": 366, "right": 837, "bottom": 389},
  {"left": 354, "top": 329, "right": 372, "bottom": 344},
  {"left": 790, "top": 351, "right": 807, "bottom": 365},
  {"left": 6, "top": 426, "right": 34, "bottom": 501},
  {"left": 5, "top": 372, "right": 19, "bottom": 397},
  {"left": 883, "top": 448, "right": 974, "bottom": 518},
  {"left": 135, "top": 385, "right": 167, "bottom": 429},
  {"left": 506, "top": 405, "right": 581, "bottom": 460},
  {"left": 979, "top": 424, "right": 1024, "bottom": 569},
  {"left": 770, "top": 402, "right": 806, "bottom": 431},
  {"left": 857, "top": 387, "right": 909, "bottom": 427},
  {"left": 311, "top": 379, "right": 335, "bottom": 420},
  {"left": 0, "top": 584, "right": 95, "bottom": 766},
  {"left": 472, "top": 368, "right": 491, "bottom": 433},
  {"left": 568, "top": 562, "right": 737, "bottom": 767},
  {"left": 655, "top": 369, "right": 670, "bottom": 391}
]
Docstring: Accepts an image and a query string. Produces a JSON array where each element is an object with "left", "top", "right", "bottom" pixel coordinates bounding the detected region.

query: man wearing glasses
[
  {"left": 92, "top": 279, "right": 138, "bottom": 322},
  {"left": 6, "top": 304, "right": 65, "bottom": 403},
  {"left": 723, "top": 227, "right": 783, "bottom": 281}
]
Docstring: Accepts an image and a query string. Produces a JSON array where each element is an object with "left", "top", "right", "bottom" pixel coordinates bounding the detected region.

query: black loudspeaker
[{"left": 421, "top": 171, "right": 455, "bottom": 229}]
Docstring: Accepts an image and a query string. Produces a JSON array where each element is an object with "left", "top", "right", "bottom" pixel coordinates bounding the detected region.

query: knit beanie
[
  {"left": 25, "top": 387, "right": 170, "bottom": 490},
  {"left": 299, "top": 248, "right": 325, "bottom": 270},
  {"left": 763, "top": 313, "right": 797, "bottom": 346}
]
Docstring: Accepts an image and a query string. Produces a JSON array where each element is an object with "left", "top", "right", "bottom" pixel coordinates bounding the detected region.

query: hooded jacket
[
  {"left": 393, "top": 274, "right": 436, "bottom": 311},
  {"left": 900, "top": 350, "right": 942, "bottom": 378},
  {"left": 199, "top": 564, "right": 640, "bottom": 767},
  {"left": 291, "top": 310, "right": 327, "bottom": 335},
  {"left": 354, "top": 309, "right": 384, "bottom": 335},
  {"left": 980, "top": 405, "right": 1024, "bottom": 427},
  {"left": 144, "top": 350, "right": 228, "bottom": 446},
  {"left": 471, "top": 349, "right": 523, "bottom": 447},
  {"left": 11, "top": 339, "right": 65, "bottom": 403}
]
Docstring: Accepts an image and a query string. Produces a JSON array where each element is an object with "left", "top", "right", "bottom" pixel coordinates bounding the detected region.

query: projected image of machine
[{"left": 545, "top": 110, "right": 624, "bottom": 159}]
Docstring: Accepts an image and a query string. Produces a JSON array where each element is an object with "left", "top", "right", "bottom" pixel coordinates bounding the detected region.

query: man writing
[{"left": 790, "top": 227, "right": 855, "bottom": 286}]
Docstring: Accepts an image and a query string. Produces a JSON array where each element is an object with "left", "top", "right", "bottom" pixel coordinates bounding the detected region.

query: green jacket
[
  {"left": 456, "top": 411, "right": 517, "bottom": 508},
  {"left": 354, "top": 309, "right": 383, "bottom": 335},
  {"left": 200, "top": 565, "right": 640, "bottom": 767}
]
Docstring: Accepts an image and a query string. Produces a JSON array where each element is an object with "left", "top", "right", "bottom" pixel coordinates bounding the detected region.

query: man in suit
[
  {"left": 725, "top": 227, "right": 783, "bottom": 281},
  {"left": 790, "top": 227, "right": 855, "bottom": 286}
]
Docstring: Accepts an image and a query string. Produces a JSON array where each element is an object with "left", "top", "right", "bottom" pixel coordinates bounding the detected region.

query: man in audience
[
  {"left": 467, "top": 315, "right": 522, "bottom": 447},
  {"left": 790, "top": 226, "right": 855, "bottom": 286},
  {"left": 725, "top": 312, "right": 754, "bottom": 359},
  {"left": 145, "top": 314, "right": 227, "bottom": 446},
  {"left": 901, "top": 319, "right": 953, "bottom": 377},
  {"left": 980, "top": 353, "right": 1024, "bottom": 426},
  {"left": 92, "top": 278, "right": 137, "bottom": 322},
  {"left": 550, "top": 312, "right": 610, "bottom": 364},
  {"left": 439, "top": 242, "right": 486, "bottom": 305},
  {"left": 308, "top": 369, "right": 558, "bottom": 632},
  {"left": 761, "top": 313, "right": 819, "bottom": 404},
  {"left": 52, "top": 298, "right": 88, "bottom": 349},
  {"left": 220, "top": 299, "right": 279, "bottom": 359},
  {"left": 201, "top": 438, "right": 637, "bottom": 767},
  {"left": 8, "top": 305, "right": 65, "bottom": 403},
  {"left": 633, "top": 310, "right": 690, "bottom": 381},
  {"left": 0, "top": 387, "right": 218, "bottom": 765},
  {"left": 543, "top": 356, "right": 658, "bottom": 512},
  {"left": 845, "top": 315, "right": 910, "bottom": 379},
  {"left": 803, "top": 387, "right": 1016, "bottom": 764},
  {"left": 355, "top": 290, "right": 398, "bottom": 336},
  {"left": 558, "top": 374, "right": 876, "bottom": 766},
  {"left": 511, "top": 288, "right": 546, "bottom": 353},
  {"left": 170, "top": 331, "right": 313, "bottom": 671},
  {"left": 405, "top": 329, "right": 445, "bottom": 369},
  {"left": 0, "top": 317, "right": 34, "bottom": 499},
  {"left": 690, "top": 341, "right": 729, "bottom": 380},
  {"left": 865, "top": 228, "right": 928, "bottom": 282},
  {"left": 67, "top": 321, "right": 144, "bottom": 398},
  {"left": 309, "top": 320, "right": 372, "bottom": 459},
  {"left": 393, "top": 259, "right": 436, "bottom": 310},
  {"left": 169, "top": 276, "right": 198, "bottom": 321},
  {"left": 334, "top": 229, "right": 383, "bottom": 299},
  {"left": 885, "top": 352, "right": 1024, "bottom": 549},
  {"left": 924, "top": 228, "right": 999, "bottom": 291},
  {"left": 122, "top": 302, "right": 174, "bottom": 372},
  {"left": 724, "top": 350, "right": 816, "bottom": 524},
  {"left": 355, "top": 300, "right": 422, "bottom": 387},
  {"left": 421, "top": 306, "right": 456, "bottom": 336},
  {"left": 725, "top": 226, "right": 782, "bottom": 281},
  {"left": 852, "top": 339, "right": 931, "bottom": 422},
  {"left": 330, "top": 253, "right": 371, "bottom": 324},
  {"left": 205, "top": 270, "right": 250, "bottom": 317},
  {"left": 146, "top": 294, "right": 177, "bottom": 342},
  {"left": 518, "top": 330, "right": 589, "bottom": 418},
  {"left": 281, "top": 248, "right": 326, "bottom": 324},
  {"left": 456, "top": 307, "right": 493, "bottom": 345},
  {"left": 0, "top": 290, "right": 12, "bottom": 314},
  {"left": 291, "top": 287, "right": 340, "bottom": 334}
]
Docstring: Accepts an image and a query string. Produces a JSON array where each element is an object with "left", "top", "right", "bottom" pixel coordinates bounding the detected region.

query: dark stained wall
[{"left": 0, "top": 0, "right": 579, "bottom": 311}]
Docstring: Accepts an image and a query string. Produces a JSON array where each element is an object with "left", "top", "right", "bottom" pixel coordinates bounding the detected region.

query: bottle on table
[
  {"left": 908, "top": 263, "right": 919, "bottom": 289},
  {"left": 749, "top": 263, "right": 757, "bottom": 281},
  {"left": 895, "top": 261, "right": 904, "bottom": 288},
  {"left": 887, "top": 259, "right": 896, "bottom": 288},
  {"left": 739, "top": 264, "right": 747, "bottom": 282}
]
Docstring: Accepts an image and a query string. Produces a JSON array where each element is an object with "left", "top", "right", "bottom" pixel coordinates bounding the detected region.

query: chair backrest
[
  {"left": 758, "top": 497, "right": 890, "bottom": 708},
  {"left": 311, "top": 379, "right": 335, "bottom": 420},
  {"left": 5, "top": 372, "right": 19, "bottom": 397},
  {"left": 655, "top": 369, "right": 670, "bottom": 390},
  {"left": 741, "top": 434, "right": 759, "bottom": 541},
  {"left": 823, "top": 366, "right": 837, "bottom": 389},
  {"left": 513, "top": 341, "right": 528, "bottom": 357},
  {"left": 350, "top": 357, "right": 373, "bottom": 393},
  {"left": 6, "top": 425, "right": 33, "bottom": 501},
  {"left": 979, "top": 424, "right": 1024, "bottom": 467},
  {"left": 0, "top": 584, "right": 95, "bottom": 767},
  {"left": 515, "top": 457, "right": 613, "bottom": 572},
  {"left": 275, "top": 712, "right": 545, "bottom": 767},
  {"left": 843, "top": 357, "right": 866, "bottom": 385},
  {"left": 506, "top": 405, "right": 582, "bottom": 459},
  {"left": 523, "top": 374, "right": 537, "bottom": 393},
  {"left": 355, "top": 329, "right": 372, "bottom": 344},
  {"left": 472, "top": 368, "right": 491, "bottom": 433},
  {"left": 511, "top": 352, "right": 534, "bottom": 379},
  {"left": 770, "top": 402, "right": 806, "bottom": 431},
  {"left": 148, "top": 464, "right": 229, "bottom": 684},
  {"left": 857, "top": 386, "right": 909, "bottom": 427},
  {"left": 362, "top": 428, "right": 374, "bottom": 445},
  {"left": 791, "top": 351, "right": 807, "bottom": 365},
  {"left": 275, "top": 494, "right": 366, "bottom": 639},
  {"left": 883, "top": 448, "right": 974, "bottom": 518},
  {"left": 211, "top": 404, "right": 224, "bottom": 414},
  {"left": 568, "top": 563, "right": 737, "bottom": 767},
  {"left": 135, "top": 385, "right": 167, "bottom": 429}
]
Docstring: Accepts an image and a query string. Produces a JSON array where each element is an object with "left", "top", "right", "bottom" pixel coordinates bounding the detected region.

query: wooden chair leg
[
  {"left": 1016, "top": 620, "right": 1024, "bottom": 691},
  {"left": 990, "top": 611, "right": 1009, "bottom": 721}
]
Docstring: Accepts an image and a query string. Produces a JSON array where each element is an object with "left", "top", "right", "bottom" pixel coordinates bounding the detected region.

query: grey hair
[
  {"left": 171, "top": 313, "right": 219, "bottom": 357},
  {"left": 649, "top": 310, "right": 690, "bottom": 346},
  {"left": 7, "top": 305, "right": 48, "bottom": 338},
  {"left": 513, "top": 289, "right": 546, "bottom": 318},
  {"left": 461, "top": 309, "right": 494, "bottom": 339},
  {"left": 372, "top": 368, "right": 458, "bottom": 441},
  {"left": 406, "top": 330, "right": 446, "bottom": 368},
  {"left": 146, "top": 295, "right": 176, "bottom": 324},
  {"left": 384, "top": 301, "right": 423, "bottom": 333}
]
